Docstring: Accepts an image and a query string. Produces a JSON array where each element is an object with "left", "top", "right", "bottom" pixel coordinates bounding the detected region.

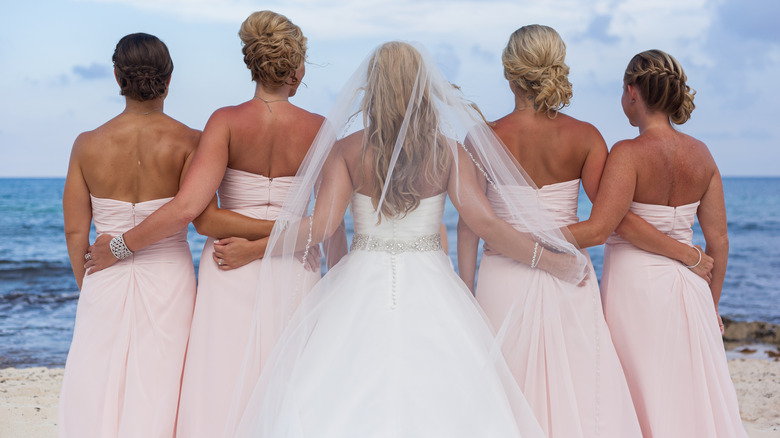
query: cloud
[
  {"left": 718, "top": 0, "right": 780, "bottom": 43},
  {"left": 582, "top": 14, "right": 618, "bottom": 44},
  {"left": 433, "top": 43, "right": 461, "bottom": 80},
  {"left": 73, "top": 63, "right": 112, "bottom": 80}
]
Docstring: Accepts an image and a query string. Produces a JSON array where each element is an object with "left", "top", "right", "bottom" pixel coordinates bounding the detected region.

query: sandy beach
[{"left": 0, "top": 356, "right": 777, "bottom": 437}]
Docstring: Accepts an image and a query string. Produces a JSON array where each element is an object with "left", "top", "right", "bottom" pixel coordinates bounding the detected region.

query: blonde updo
[
  {"left": 239, "top": 11, "right": 307, "bottom": 87},
  {"left": 623, "top": 49, "right": 695, "bottom": 125},
  {"left": 502, "top": 25, "right": 572, "bottom": 118}
]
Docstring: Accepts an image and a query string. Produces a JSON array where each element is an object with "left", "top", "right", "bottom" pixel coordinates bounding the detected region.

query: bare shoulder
[
  {"left": 335, "top": 130, "right": 363, "bottom": 157},
  {"left": 71, "top": 117, "right": 116, "bottom": 157},
  {"left": 607, "top": 138, "right": 640, "bottom": 160},
  {"left": 291, "top": 106, "right": 325, "bottom": 134},
  {"left": 163, "top": 116, "right": 201, "bottom": 152},
  {"left": 558, "top": 113, "right": 606, "bottom": 148},
  {"left": 678, "top": 131, "right": 717, "bottom": 169}
]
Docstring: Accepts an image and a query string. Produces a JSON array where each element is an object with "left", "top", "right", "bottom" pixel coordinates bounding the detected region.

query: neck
[
  {"left": 636, "top": 111, "right": 672, "bottom": 134},
  {"left": 123, "top": 98, "right": 164, "bottom": 115},
  {"left": 512, "top": 90, "right": 535, "bottom": 112},
  {"left": 254, "top": 82, "right": 292, "bottom": 102}
]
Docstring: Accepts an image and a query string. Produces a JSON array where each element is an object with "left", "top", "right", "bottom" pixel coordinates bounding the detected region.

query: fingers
[{"left": 212, "top": 252, "right": 228, "bottom": 269}]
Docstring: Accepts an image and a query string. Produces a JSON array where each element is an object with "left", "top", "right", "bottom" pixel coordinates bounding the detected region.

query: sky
[{"left": 1, "top": 0, "right": 778, "bottom": 177}]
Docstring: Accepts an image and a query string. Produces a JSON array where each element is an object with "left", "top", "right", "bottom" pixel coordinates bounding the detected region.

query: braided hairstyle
[
  {"left": 624, "top": 49, "right": 695, "bottom": 125},
  {"left": 112, "top": 33, "right": 173, "bottom": 101},
  {"left": 239, "top": 11, "right": 307, "bottom": 88},
  {"left": 502, "top": 24, "right": 572, "bottom": 118}
]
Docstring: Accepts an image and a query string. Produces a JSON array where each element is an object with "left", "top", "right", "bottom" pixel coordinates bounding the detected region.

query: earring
[{"left": 631, "top": 99, "right": 635, "bottom": 103}]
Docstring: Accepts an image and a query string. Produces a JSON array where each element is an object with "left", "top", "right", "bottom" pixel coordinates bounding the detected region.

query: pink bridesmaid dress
[
  {"left": 601, "top": 201, "right": 746, "bottom": 438},
  {"left": 175, "top": 168, "right": 320, "bottom": 438},
  {"left": 58, "top": 196, "right": 196, "bottom": 438},
  {"left": 476, "top": 179, "right": 641, "bottom": 438}
]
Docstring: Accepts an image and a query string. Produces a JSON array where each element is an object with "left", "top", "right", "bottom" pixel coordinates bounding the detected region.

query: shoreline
[{"left": 1, "top": 354, "right": 778, "bottom": 437}]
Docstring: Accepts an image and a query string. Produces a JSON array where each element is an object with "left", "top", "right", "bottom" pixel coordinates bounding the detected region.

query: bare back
[
  {"left": 221, "top": 100, "right": 324, "bottom": 178},
  {"left": 621, "top": 129, "right": 716, "bottom": 206},
  {"left": 491, "top": 111, "right": 607, "bottom": 198},
  {"left": 77, "top": 113, "right": 200, "bottom": 203}
]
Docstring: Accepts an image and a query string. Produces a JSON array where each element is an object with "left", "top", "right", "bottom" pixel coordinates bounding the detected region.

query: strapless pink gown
[
  {"left": 176, "top": 168, "right": 320, "bottom": 438},
  {"left": 602, "top": 201, "right": 746, "bottom": 437},
  {"left": 476, "top": 180, "right": 641, "bottom": 438},
  {"left": 59, "top": 196, "right": 196, "bottom": 438}
]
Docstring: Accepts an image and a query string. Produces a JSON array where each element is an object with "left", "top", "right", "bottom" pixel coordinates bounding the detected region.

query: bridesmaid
[
  {"left": 60, "top": 33, "right": 199, "bottom": 437},
  {"left": 568, "top": 50, "right": 746, "bottom": 437},
  {"left": 174, "top": 11, "right": 325, "bottom": 438},
  {"left": 458, "top": 24, "right": 644, "bottom": 437}
]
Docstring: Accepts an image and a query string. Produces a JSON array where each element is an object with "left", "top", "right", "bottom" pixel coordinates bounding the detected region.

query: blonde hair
[
  {"left": 361, "top": 42, "right": 451, "bottom": 219},
  {"left": 239, "top": 11, "right": 306, "bottom": 87},
  {"left": 624, "top": 49, "right": 695, "bottom": 125},
  {"left": 502, "top": 24, "right": 572, "bottom": 118}
]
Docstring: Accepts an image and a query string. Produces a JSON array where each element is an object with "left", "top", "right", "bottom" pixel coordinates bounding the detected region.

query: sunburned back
[
  {"left": 491, "top": 112, "right": 596, "bottom": 187},
  {"left": 78, "top": 113, "right": 199, "bottom": 203},
  {"left": 627, "top": 129, "right": 715, "bottom": 206},
  {"left": 224, "top": 101, "right": 324, "bottom": 178}
]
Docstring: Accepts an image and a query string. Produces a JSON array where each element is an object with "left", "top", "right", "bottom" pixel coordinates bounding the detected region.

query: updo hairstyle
[
  {"left": 239, "top": 11, "right": 307, "bottom": 88},
  {"left": 112, "top": 33, "right": 173, "bottom": 101},
  {"left": 502, "top": 24, "right": 572, "bottom": 118},
  {"left": 623, "top": 49, "right": 695, "bottom": 125}
]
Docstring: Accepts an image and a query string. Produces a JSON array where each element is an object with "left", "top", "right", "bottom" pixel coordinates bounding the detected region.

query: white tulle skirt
[{"left": 231, "top": 248, "right": 544, "bottom": 438}]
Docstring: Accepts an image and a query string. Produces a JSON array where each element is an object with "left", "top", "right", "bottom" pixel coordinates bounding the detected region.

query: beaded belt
[{"left": 350, "top": 233, "right": 442, "bottom": 254}]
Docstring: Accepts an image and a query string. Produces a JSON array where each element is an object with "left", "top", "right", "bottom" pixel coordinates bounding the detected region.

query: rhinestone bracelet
[{"left": 109, "top": 234, "right": 134, "bottom": 260}]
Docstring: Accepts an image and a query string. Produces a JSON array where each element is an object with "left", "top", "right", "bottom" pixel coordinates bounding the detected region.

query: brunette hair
[
  {"left": 112, "top": 33, "right": 173, "bottom": 101},
  {"left": 623, "top": 49, "right": 695, "bottom": 124}
]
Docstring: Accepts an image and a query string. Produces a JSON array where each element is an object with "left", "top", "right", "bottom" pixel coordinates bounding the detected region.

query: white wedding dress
[{"left": 234, "top": 192, "right": 544, "bottom": 437}]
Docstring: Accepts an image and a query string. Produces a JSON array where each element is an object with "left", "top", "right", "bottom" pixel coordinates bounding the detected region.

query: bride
[{"left": 226, "top": 41, "right": 589, "bottom": 437}]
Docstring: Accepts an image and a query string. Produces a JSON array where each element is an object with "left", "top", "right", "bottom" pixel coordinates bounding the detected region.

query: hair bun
[
  {"left": 502, "top": 25, "right": 572, "bottom": 118},
  {"left": 623, "top": 49, "right": 695, "bottom": 124},
  {"left": 112, "top": 33, "right": 173, "bottom": 102},
  {"left": 239, "top": 11, "right": 307, "bottom": 87}
]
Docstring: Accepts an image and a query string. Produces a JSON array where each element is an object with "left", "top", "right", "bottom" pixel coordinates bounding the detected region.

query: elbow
[
  {"left": 707, "top": 233, "right": 729, "bottom": 254},
  {"left": 191, "top": 213, "right": 210, "bottom": 236}
]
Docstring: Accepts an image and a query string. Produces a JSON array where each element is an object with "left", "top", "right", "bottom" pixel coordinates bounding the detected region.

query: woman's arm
[
  {"left": 192, "top": 195, "right": 274, "bottom": 240},
  {"left": 580, "top": 133, "right": 712, "bottom": 279},
  {"left": 87, "top": 110, "right": 233, "bottom": 272},
  {"left": 696, "top": 168, "right": 729, "bottom": 314},
  {"left": 267, "top": 143, "right": 353, "bottom": 256},
  {"left": 457, "top": 217, "right": 480, "bottom": 293},
  {"left": 450, "top": 146, "right": 582, "bottom": 282},
  {"left": 616, "top": 214, "right": 713, "bottom": 279},
  {"left": 322, "top": 221, "right": 348, "bottom": 269},
  {"left": 568, "top": 141, "right": 638, "bottom": 248},
  {"left": 63, "top": 136, "right": 93, "bottom": 289}
]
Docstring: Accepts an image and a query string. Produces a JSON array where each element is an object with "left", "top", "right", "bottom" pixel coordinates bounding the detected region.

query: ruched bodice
[
  {"left": 486, "top": 179, "right": 581, "bottom": 231},
  {"left": 90, "top": 195, "right": 187, "bottom": 260},
  {"left": 218, "top": 168, "right": 294, "bottom": 220},
  {"left": 351, "top": 192, "right": 445, "bottom": 239},
  {"left": 607, "top": 201, "right": 700, "bottom": 246}
]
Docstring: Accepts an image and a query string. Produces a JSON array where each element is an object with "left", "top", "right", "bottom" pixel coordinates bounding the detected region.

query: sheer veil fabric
[{"left": 224, "top": 41, "right": 590, "bottom": 437}]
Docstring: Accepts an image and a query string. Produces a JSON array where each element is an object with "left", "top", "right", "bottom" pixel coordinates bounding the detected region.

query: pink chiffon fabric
[
  {"left": 601, "top": 201, "right": 746, "bottom": 438},
  {"left": 58, "top": 196, "right": 196, "bottom": 438},
  {"left": 176, "top": 168, "right": 319, "bottom": 438},
  {"left": 476, "top": 179, "right": 641, "bottom": 438}
]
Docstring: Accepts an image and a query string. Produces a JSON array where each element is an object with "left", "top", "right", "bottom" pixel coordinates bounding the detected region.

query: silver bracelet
[
  {"left": 532, "top": 247, "right": 544, "bottom": 269},
  {"left": 686, "top": 246, "right": 702, "bottom": 269},
  {"left": 530, "top": 242, "right": 539, "bottom": 268},
  {"left": 109, "top": 234, "right": 134, "bottom": 260}
]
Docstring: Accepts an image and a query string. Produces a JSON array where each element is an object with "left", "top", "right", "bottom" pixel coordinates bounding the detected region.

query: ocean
[{"left": 0, "top": 177, "right": 778, "bottom": 368}]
